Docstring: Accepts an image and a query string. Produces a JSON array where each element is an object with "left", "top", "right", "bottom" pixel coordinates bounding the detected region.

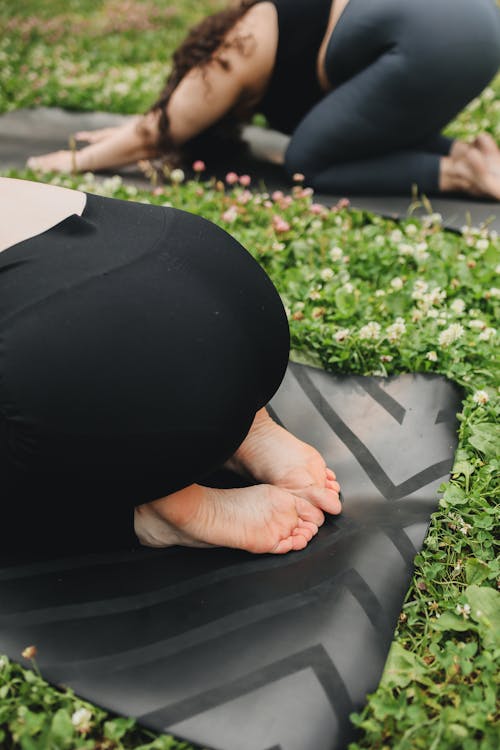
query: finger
[{"left": 326, "top": 467, "right": 336, "bottom": 481}]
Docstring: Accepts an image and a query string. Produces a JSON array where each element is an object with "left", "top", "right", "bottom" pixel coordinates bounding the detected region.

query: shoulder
[{"left": 219, "top": 2, "right": 278, "bottom": 84}]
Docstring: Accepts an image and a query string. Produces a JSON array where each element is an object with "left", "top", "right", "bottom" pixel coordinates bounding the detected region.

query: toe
[
  {"left": 272, "top": 537, "right": 295, "bottom": 554},
  {"left": 296, "top": 486, "right": 341, "bottom": 515},
  {"left": 295, "top": 496, "right": 325, "bottom": 526},
  {"left": 326, "top": 479, "right": 340, "bottom": 492},
  {"left": 291, "top": 534, "right": 308, "bottom": 551},
  {"left": 297, "top": 518, "right": 319, "bottom": 536}
]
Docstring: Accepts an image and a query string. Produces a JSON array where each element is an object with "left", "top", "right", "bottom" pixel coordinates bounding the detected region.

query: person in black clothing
[
  {"left": 28, "top": 0, "right": 500, "bottom": 198},
  {"left": 0, "top": 177, "right": 341, "bottom": 554}
]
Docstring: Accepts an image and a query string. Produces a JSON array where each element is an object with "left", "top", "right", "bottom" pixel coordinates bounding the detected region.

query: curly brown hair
[{"left": 148, "top": 0, "right": 262, "bottom": 167}]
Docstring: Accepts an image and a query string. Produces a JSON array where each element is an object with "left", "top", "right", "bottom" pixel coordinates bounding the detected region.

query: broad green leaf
[
  {"left": 380, "top": 642, "right": 425, "bottom": 688},
  {"left": 440, "top": 483, "right": 467, "bottom": 506},
  {"left": 432, "top": 612, "right": 473, "bottom": 633},
  {"left": 466, "top": 559, "right": 492, "bottom": 585},
  {"left": 49, "top": 708, "right": 74, "bottom": 748},
  {"left": 468, "top": 424, "right": 500, "bottom": 459},
  {"left": 104, "top": 717, "right": 136, "bottom": 741},
  {"left": 335, "top": 286, "right": 358, "bottom": 316},
  {"left": 466, "top": 585, "right": 500, "bottom": 649}
]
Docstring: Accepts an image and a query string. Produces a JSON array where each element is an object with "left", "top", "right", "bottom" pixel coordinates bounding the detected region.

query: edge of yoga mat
[{"left": 0, "top": 364, "right": 463, "bottom": 750}]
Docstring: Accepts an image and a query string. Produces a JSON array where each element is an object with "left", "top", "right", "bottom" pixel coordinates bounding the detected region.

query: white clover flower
[
  {"left": 390, "top": 277, "right": 404, "bottom": 290},
  {"left": 375, "top": 289, "right": 386, "bottom": 297},
  {"left": 414, "top": 242, "right": 430, "bottom": 262},
  {"left": 460, "top": 522, "right": 472, "bottom": 536},
  {"left": 476, "top": 238, "right": 489, "bottom": 251},
  {"left": 438, "top": 323, "right": 465, "bottom": 347},
  {"left": 386, "top": 317, "right": 406, "bottom": 343},
  {"left": 101, "top": 175, "right": 123, "bottom": 193},
  {"left": 412, "top": 279, "right": 429, "bottom": 299},
  {"left": 294, "top": 301, "right": 305, "bottom": 311},
  {"left": 390, "top": 229, "right": 403, "bottom": 242},
  {"left": 482, "top": 87, "right": 495, "bottom": 101},
  {"left": 456, "top": 603, "right": 471, "bottom": 618},
  {"left": 71, "top": 708, "right": 92, "bottom": 733},
  {"left": 380, "top": 354, "right": 393, "bottom": 362},
  {"left": 170, "top": 168, "right": 185, "bottom": 184},
  {"left": 272, "top": 241, "right": 285, "bottom": 252},
  {"left": 473, "top": 390, "right": 489, "bottom": 405},
  {"left": 405, "top": 223, "right": 418, "bottom": 236},
  {"left": 359, "top": 321, "right": 381, "bottom": 340},
  {"left": 334, "top": 328, "right": 350, "bottom": 343},
  {"left": 468, "top": 319, "right": 486, "bottom": 330},
  {"left": 320, "top": 268, "right": 334, "bottom": 281},
  {"left": 375, "top": 235, "right": 385, "bottom": 246},
  {"left": 343, "top": 282, "right": 354, "bottom": 293},
  {"left": 428, "top": 286, "right": 446, "bottom": 305},
  {"left": 426, "top": 351, "right": 438, "bottom": 361},
  {"left": 309, "top": 289, "right": 321, "bottom": 301},
  {"left": 488, "top": 287, "right": 500, "bottom": 298},
  {"left": 450, "top": 298, "right": 466, "bottom": 315},
  {"left": 329, "top": 245, "right": 343, "bottom": 261},
  {"left": 412, "top": 308, "right": 424, "bottom": 322},
  {"left": 427, "top": 308, "right": 438, "bottom": 318},
  {"left": 478, "top": 327, "right": 496, "bottom": 341},
  {"left": 398, "top": 242, "right": 414, "bottom": 256}
]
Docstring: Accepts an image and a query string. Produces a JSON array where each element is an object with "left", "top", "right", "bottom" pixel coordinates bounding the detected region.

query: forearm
[{"left": 75, "top": 117, "right": 160, "bottom": 172}]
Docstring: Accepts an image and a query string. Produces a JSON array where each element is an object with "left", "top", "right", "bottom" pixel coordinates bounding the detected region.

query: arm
[{"left": 28, "top": 8, "right": 270, "bottom": 174}]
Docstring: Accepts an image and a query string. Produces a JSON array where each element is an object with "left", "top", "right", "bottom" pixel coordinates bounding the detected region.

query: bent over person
[
  {"left": 28, "top": 0, "right": 500, "bottom": 198},
  {"left": 0, "top": 177, "right": 341, "bottom": 554}
]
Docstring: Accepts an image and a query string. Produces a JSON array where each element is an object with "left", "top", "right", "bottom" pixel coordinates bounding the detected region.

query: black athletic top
[{"left": 257, "top": 0, "right": 333, "bottom": 134}]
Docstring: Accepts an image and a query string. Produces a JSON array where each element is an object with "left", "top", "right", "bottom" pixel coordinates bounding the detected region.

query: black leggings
[
  {"left": 0, "top": 194, "right": 290, "bottom": 552},
  {"left": 284, "top": 0, "right": 500, "bottom": 195}
]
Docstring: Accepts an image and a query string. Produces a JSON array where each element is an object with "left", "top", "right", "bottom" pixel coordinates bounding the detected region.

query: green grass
[{"left": 1, "top": 1, "right": 500, "bottom": 749}]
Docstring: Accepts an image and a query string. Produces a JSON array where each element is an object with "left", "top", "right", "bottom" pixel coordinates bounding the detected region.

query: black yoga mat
[
  {"left": 0, "top": 363, "right": 462, "bottom": 750},
  {"left": 1, "top": 108, "right": 498, "bottom": 233}
]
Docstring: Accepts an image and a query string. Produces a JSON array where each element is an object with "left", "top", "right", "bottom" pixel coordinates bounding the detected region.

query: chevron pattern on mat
[{"left": 0, "top": 364, "right": 462, "bottom": 750}]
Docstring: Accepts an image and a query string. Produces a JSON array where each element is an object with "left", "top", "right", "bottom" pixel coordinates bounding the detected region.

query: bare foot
[
  {"left": 464, "top": 146, "right": 500, "bottom": 201},
  {"left": 473, "top": 132, "right": 499, "bottom": 159},
  {"left": 27, "top": 150, "right": 77, "bottom": 174},
  {"left": 134, "top": 482, "right": 332, "bottom": 554},
  {"left": 225, "top": 408, "right": 341, "bottom": 498},
  {"left": 74, "top": 126, "right": 122, "bottom": 144}
]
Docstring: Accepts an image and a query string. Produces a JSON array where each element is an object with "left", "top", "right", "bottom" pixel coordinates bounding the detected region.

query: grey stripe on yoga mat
[{"left": 0, "top": 363, "right": 462, "bottom": 750}]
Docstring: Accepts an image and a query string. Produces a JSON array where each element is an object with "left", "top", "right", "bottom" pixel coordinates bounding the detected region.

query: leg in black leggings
[
  {"left": 285, "top": 0, "right": 500, "bottom": 195},
  {"left": 0, "top": 195, "right": 290, "bottom": 552}
]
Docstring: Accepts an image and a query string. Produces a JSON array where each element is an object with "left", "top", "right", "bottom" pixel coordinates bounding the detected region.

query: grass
[{"left": 1, "top": 1, "right": 500, "bottom": 749}]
